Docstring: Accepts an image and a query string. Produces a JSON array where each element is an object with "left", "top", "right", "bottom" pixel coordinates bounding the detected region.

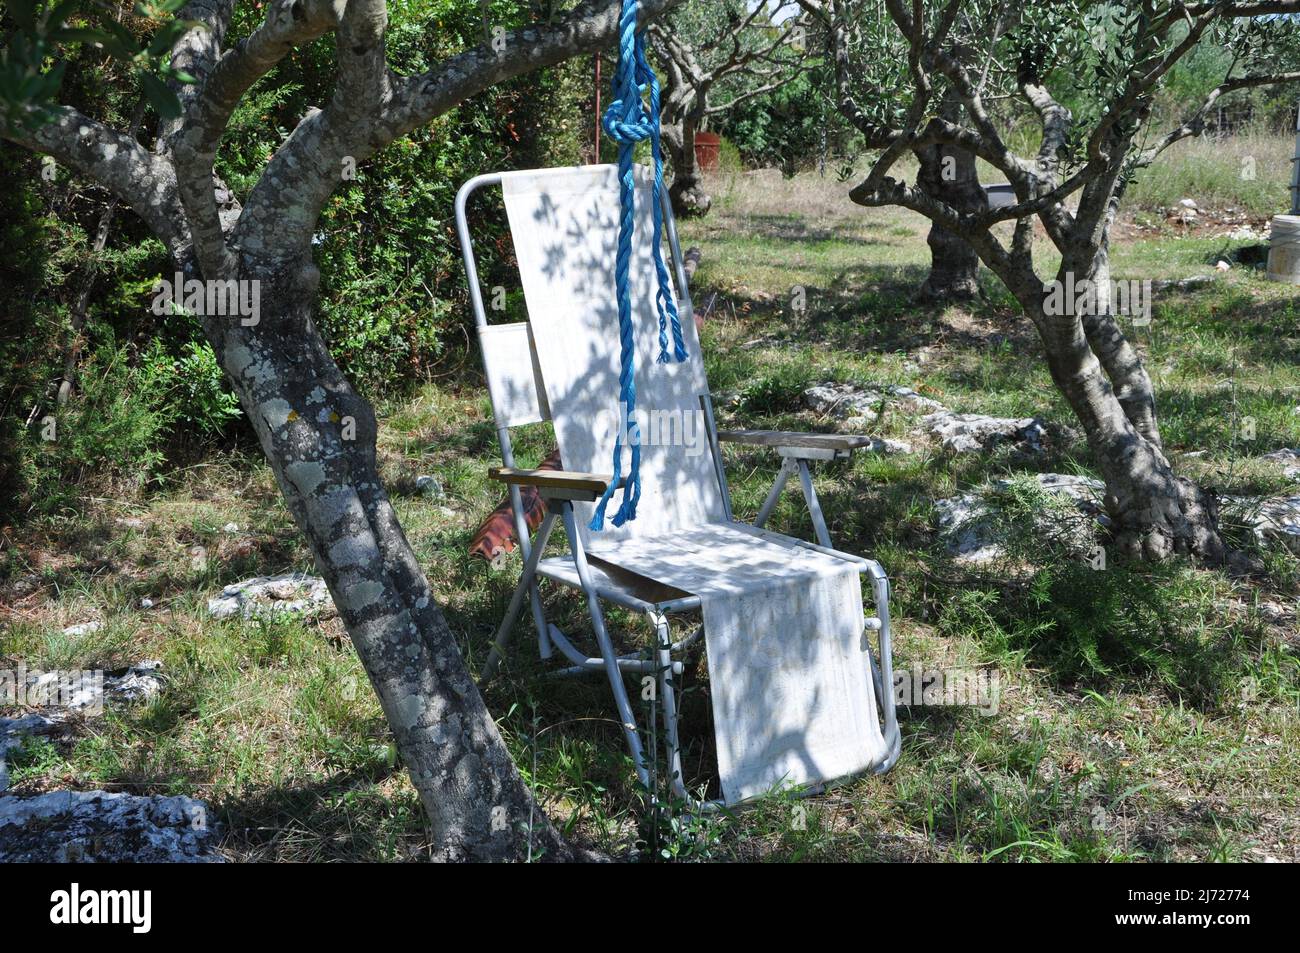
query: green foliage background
[
  {"left": 5, "top": 0, "right": 1299, "bottom": 519},
  {"left": 0, "top": 0, "right": 594, "bottom": 513}
]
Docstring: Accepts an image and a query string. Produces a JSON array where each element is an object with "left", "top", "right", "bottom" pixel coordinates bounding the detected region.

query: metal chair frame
[{"left": 455, "top": 169, "right": 900, "bottom": 809}]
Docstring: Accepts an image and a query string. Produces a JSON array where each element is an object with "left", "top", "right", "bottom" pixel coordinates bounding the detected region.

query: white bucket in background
[{"left": 1267, "top": 214, "right": 1300, "bottom": 284}]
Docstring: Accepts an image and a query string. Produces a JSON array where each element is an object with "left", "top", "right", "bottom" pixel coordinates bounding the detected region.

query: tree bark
[
  {"left": 1014, "top": 276, "right": 1223, "bottom": 563},
  {"left": 1078, "top": 196, "right": 1163, "bottom": 448},
  {"left": 663, "top": 115, "right": 711, "bottom": 217},
  {"left": 913, "top": 97, "right": 983, "bottom": 302},
  {"left": 205, "top": 254, "right": 574, "bottom": 861}
]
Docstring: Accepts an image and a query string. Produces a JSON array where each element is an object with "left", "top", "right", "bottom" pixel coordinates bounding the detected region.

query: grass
[
  {"left": 1124, "top": 129, "right": 1293, "bottom": 218},
  {"left": 3, "top": 155, "right": 1300, "bottom": 862}
]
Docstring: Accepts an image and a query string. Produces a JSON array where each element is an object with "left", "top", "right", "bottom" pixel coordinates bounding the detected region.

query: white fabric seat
[{"left": 586, "top": 522, "right": 886, "bottom": 804}]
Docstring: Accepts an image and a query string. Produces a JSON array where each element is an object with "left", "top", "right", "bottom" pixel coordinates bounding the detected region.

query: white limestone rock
[
  {"left": 206, "top": 573, "right": 335, "bottom": 620},
  {"left": 803, "top": 381, "right": 947, "bottom": 424},
  {"left": 922, "top": 411, "right": 1049, "bottom": 454},
  {"left": 934, "top": 473, "right": 1106, "bottom": 562},
  {"left": 0, "top": 791, "right": 223, "bottom": 862},
  {"left": 1260, "top": 448, "right": 1300, "bottom": 480},
  {"left": 0, "top": 712, "right": 70, "bottom": 793},
  {"left": 1247, "top": 495, "right": 1300, "bottom": 554}
]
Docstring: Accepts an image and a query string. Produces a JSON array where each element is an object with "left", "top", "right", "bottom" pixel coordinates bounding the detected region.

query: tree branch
[
  {"left": 334, "top": 0, "right": 393, "bottom": 117},
  {"left": 169, "top": 0, "right": 340, "bottom": 276},
  {"left": 1139, "top": 69, "right": 1300, "bottom": 166},
  {"left": 165, "top": 0, "right": 240, "bottom": 134},
  {"left": 236, "top": 0, "right": 683, "bottom": 256},
  {"left": 5, "top": 107, "right": 189, "bottom": 255}
]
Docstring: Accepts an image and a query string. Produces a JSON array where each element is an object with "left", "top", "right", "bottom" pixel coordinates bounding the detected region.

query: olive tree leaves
[{"left": 1, "top": 0, "right": 197, "bottom": 134}]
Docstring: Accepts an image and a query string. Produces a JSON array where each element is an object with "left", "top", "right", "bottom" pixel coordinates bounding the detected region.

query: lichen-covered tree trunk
[
  {"left": 1078, "top": 195, "right": 1163, "bottom": 448},
  {"left": 204, "top": 254, "right": 573, "bottom": 861},
  {"left": 1007, "top": 273, "right": 1223, "bottom": 563}
]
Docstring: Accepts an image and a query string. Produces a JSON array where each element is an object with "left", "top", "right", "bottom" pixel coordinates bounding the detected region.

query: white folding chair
[{"left": 455, "top": 164, "right": 900, "bottom": 809}]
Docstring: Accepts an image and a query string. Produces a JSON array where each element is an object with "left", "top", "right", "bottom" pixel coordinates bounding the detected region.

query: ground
[{"left": 2, "top": 152, "right": 1299, "bottom": 862}]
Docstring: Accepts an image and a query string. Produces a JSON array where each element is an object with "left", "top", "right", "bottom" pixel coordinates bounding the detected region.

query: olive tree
[
  {"left": 2, "top": 0, "right": 681, "bottom": 861},
  {"left": 649, "top": 0, "right": 808, "bottom": 215},
  {"left": 797, "top": 0, "right": 1300, "bottom": 561}
]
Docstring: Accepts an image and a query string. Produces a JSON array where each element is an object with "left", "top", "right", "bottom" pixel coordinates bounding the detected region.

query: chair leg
[
  {"left": 650, "top": 611, "right": 731, "bottom": 812},
  {"left": 506, "top": 482, "right": 552, "bottom": 660},
  {"left": 864, "top": 561, "right": 902, "bottom": 772},
  {"left": 754, "top": 457, "right": 796, "bottom": 529},
  {"left": 796, "top": 459, "right": 834, "bottom": 550},
  {"left": 558, "top": 502, "right": 651, "bottom": 789},
  {"left": 651, "top": 612, "right": 686, "bottom": 800},
  {"left": 754, "top": 457, "right": 834, "bottom": 551},
  {"left": 481, "top": 511, "right": 557, "bottom": 682}
]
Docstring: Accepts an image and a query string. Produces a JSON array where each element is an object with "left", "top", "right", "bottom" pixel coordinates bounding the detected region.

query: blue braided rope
[{"left": 589, "top": 0, "right": 688, "bottom": 532}]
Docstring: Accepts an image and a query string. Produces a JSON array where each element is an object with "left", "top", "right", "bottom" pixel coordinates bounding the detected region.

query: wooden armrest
[
  {"left": 717, "top": 429, "right": 878, "bottom": 451},
  {"left": 488, "top": 466, "right": 612, "bottom": 494}
]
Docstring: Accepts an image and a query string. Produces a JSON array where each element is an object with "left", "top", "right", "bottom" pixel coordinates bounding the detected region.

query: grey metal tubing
[
  {"left": 754, "top": 458, "right": 796, "bottom": 529},
  {"left": 545, "top": 623, "right": 684, "bottom": 676},
  {"left": 456, "top": 173, "right": 550, "bottom": 659},
  {"left": 480, "top": 511, "right": 557, "bottom": 682},
  {"left": 500, "top": 442, "right": 551, "bottom": 659},
  {"left": 550, "top": 659, "right": 682, "bottom": 677},
  {"left": 550, "top": 660, "right": 670, "bottom": 678},
  {"left": 659, "top": 178, "right": 696, "bottom": 328},
  {"left": 700, "top": 395, "right": 734, "bottom": 521},
  {"left": 454, "top": 172, "right": 505, "bottom": 333},
  {"left": 651, "top": 612, "right": 686, "bottom": 802},
  {"left": 775, "top": 530, "right": 872, "bottom": 567},
  {"left": 544, "top": 622, "right": 605, "bottom": 669},
  {"left": 655, "top": 594, "right": 705, "bottom": 613},
  {"left": 559, "top": 502, "right": 651, "bottom": 788},
  {"left": 796, "top": 459, "right": 834, "bottom": 549},
  {"left": 671, "top": 625, "right": 704, "bottom": 653},
  {"left": 697, "top": 397, "right": 728, "bottom": 514},
  {"left": 865, "top": 563, "right": 901, "bottom": 772},
  {"left": 749, "top": 455, "right": 836, "bottom": 549},
  {"left": 647, "top": 611, "right": 728, "bottom": 814},
  {"left": 500, "top": 433, "right": 551, "bottom": 659},
  {"left": 746, "top": 522, "right": 872, "bottom": 573}
]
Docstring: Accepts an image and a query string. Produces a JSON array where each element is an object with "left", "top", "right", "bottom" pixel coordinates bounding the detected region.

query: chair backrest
[{"left": 484, "top": 164, "right": 726, "bottom": 546}]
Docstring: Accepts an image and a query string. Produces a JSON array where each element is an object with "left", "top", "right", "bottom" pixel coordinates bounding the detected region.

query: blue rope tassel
[{"left": 590, "top": 0, "right": 688, "bottom": 531}]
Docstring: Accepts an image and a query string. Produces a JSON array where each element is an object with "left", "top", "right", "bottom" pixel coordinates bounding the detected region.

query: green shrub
[
  {"left": 0, "top": 148, "right": 59, "bottom": 505},
  {"left": 715, "top": 136, "right": 744, "bottom": 174},
  {"left": 144, "top": 340, "right": 243, "bottom": 439},
  {"left": 721, "top": 66, "right": 854, "bottom": 171},
  {"left": 27, "top": 338, "right": 174, "bottom": 512},
  {"left": 738, "top": 363, "right": 814, "bottom": 416}
]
